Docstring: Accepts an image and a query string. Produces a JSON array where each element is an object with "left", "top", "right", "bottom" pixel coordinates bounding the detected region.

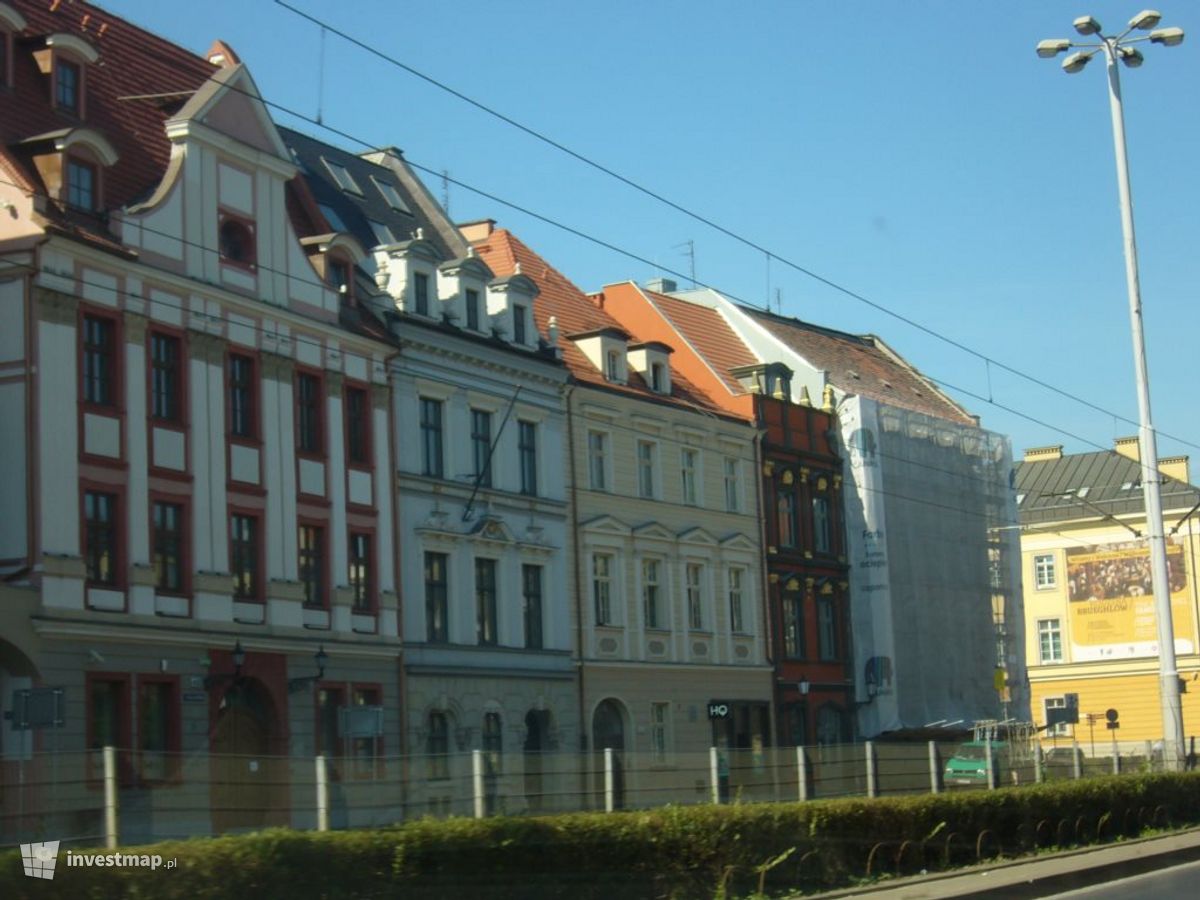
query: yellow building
[{"left": 1017, "top": 438, "right": 1200, "bottom": 753}]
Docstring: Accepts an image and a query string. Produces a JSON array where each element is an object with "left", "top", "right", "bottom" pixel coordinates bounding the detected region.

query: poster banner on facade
[
  {"left": 1066, "top": 541, "right": 1195, "bottom": 660},
  {"left": 839, "top": 395, "right": 901, "bottom": 734}
]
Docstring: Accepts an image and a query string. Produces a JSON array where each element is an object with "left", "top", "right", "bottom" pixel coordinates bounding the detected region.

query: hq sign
[{"left": 708, "top": 702, "right": 730, "bottom": 720}]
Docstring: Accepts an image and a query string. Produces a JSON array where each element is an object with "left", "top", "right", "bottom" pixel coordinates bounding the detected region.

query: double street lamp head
[{"left": 1037, "top": 9, "right": 1184, "bottom": 72}]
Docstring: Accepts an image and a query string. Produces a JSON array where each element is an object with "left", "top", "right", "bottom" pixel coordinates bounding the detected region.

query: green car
[{"left": 943, "top": 741, "right": 1004, "bottom": 787}]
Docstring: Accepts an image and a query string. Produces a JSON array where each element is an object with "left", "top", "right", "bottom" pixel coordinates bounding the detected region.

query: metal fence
[{"left": 0, "top": 739, "right": 1175, "bottom": 849}]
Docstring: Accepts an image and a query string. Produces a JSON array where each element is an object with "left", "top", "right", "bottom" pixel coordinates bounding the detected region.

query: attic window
[
  {"left": 56, "top": 58, "right": 80, "bottom": 113},
  {"left": 323, "top": 158, "right": 362, "bottom": 196},
  {"left": 372, "top": 176, "right": 412, "bottom": 214},
  {"left": 513, "top": 304, "right": 528, "bottom": 345},
  {"left": 219, "top": 215, "right": 256, "bottom": 269},
  {"left": 318, "top": 203, "right": 348, "bottom": 232},
  {"left": 328, "top": 257, "right": 352, "bottom": 301},
  {"left": 650, "top": 363, "right": 664, "bottom": 392},
  {"left": 66, "top": 157, "right": 96, "bottom": 211},
  {"left": 367, "top": 219, "right": 395, "bottom": 246}
]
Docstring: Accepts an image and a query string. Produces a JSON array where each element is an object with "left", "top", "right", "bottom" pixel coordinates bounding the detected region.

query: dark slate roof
[
  {"left": 1016, "top": 451, "right": 1200, "bottom": 526},
  {"left": 279, "top": 126, "right": 461, "bottom": 263}
]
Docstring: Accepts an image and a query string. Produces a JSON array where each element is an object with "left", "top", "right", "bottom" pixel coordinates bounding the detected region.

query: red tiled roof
[
  {"left": 639, "top": 288, "right": 758, "bottom": 396},
  {"left": 2, "top": 0, "right": 218, "bottom": 226},
  {"left": 746, "top": 307, "right": 975, "bottom": 424},
  {"left": 472, "top": 229, "right": 726, "bottom": 414}
]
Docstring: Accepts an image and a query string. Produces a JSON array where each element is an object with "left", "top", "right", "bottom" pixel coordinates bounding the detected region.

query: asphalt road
[{"left": 1044, "top": 858, "right": 1200, "bottom": 899}]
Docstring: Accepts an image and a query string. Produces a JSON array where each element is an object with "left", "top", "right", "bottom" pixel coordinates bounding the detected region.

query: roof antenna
[
  {"left": 674, "top": 239, "right": 696, "bottom": 288},
  {"left": 316, "top": 26, "right": 327, "bottom": 126},
  {"left": 775, "top": 287, "right": 782, "bottom": 315},
  {"left": 441, "top": 169, "right": 451, "bottom": 216}
]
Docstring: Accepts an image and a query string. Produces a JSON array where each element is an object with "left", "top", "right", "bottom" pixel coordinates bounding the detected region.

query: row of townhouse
[{"left": 0, "top": 0, "right": 1024, "bottom": 838}]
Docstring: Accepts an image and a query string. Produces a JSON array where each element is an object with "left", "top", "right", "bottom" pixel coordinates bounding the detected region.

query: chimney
[
  {"left": 645, "top": 277, "right": 677, "bottom": 294},
  {"left": 458, "top": 219, "right": 496, "bottom": 242},
  {"left": 1024, "top": 445, "right": 1064, "bottom": 462},
  {"left": 1114, "top": 436, "right": 1140, "bottom": 462},
  {"left": 1159, "top": 455, "right": 1190, "bottom": 485},
  {"left": 206, "top": 40, "right": 241, "bottom": 68}
]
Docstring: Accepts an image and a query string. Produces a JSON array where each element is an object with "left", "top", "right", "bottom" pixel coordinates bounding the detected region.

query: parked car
[{"left": 943, "top": 740, "right": 1005, "bottom": 787}]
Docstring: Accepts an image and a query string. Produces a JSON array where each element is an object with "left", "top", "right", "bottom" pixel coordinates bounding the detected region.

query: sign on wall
[{"left": 1066, "top": 541, "right": 1195, "bottom": 660}]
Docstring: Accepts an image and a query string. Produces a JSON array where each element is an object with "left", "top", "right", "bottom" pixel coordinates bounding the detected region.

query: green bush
[{"left": 3, "top": 773, "right": 1200, "bottom": 899}]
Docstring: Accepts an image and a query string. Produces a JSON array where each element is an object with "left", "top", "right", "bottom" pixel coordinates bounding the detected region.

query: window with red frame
[
  {"left": 351, "top": 686, "right": 382, "bottom": 776},
  {"left": 84, "top": 490, "right": 118, "bottom": 585},
  {"left": 230, "top": 513, "right": 260, "bottom": 600},
  {"left": 316, "top": 685, "right": 346, "bottom": 759},
  {"left": 228, "top": 354, "right": 256, "bottom": 439},
  {"left": 66, "top": 158, "right": 96, "bottom": 211},
  {"left": 296, "top": 372, "right": 322, "bottom": 455},
  {"left": 299, "top": 524, "right": 326, "bottom": 606},
  {"left": 150, "top": 333, "right": 182, "bottom": 422},
  {"left": 56, "top": 57, "right": 81, "bottom": 114},
  {"left": 349, "top": 531, "right": 372, "bottom": 612},
  {"left": 152, "top": 501, "right": 185, "bottom": 594},
  {"left": 345, "top": 386, "right": 369, "bottom": 465},
  {"left": 82, "top": 315, "right": 115, "bottom": 406},
  {"left": 138, "top": 679, "right": 179, "bottom": 783}
]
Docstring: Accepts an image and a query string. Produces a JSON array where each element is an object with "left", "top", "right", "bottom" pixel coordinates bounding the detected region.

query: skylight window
[
  {"left": 322, "top": 157, "right": 362, "bottom": 196},
  {"left": 367, "top": 219, "right": 395, "bottom": 247},
  {"left": 318, "top": 203, "right": 348, "bottom": 233},
  {"left": 1076, "top": 487, "right": 1090, "bottom": 498},
  {"left": 372, "top": 176, "right": 412, "bottom": 214},
  {"left": 1016, "top": 494, "right": 1025, "bottom": 506}
]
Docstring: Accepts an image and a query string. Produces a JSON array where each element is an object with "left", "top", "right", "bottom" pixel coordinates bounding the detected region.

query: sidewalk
[{"left": 802, "top": 827, "right": 1200, "bottom": 899}]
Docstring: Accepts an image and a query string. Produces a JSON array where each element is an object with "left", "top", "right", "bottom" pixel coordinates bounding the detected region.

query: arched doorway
[
  {"left": 210, "top": 679, "right": 284, "bottom": 833},
  {"left": 523, "top": 708, "right": 553, "bottom": 811},
  {"left": 592, "top": 699, "right": 626, "bottom": 809}
]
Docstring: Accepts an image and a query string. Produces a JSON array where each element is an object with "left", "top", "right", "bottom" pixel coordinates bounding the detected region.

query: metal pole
[
  {"left": 1034, "top": 743, "right": 1044, "bottom": 784},
  {"left": 797, "top": 745, "right": 809, "bottom": 802},
  {"left": 928, "top": 741, "right": 940, "bottom": 794},
  {"left": 709, "top": 746, "right": 721, "bottom": 805},
  {"left": 473, "top": 749, "right": 485, "bottom": 819},
  {"left": 604, "top": 747, "right": 615, "bottom": 812},
  {"left": 1112, "top": 731, "right": 1120, "bottom": 775},
  {"left": 985, "top": 737, "right": 994, "bottom": 790},
  {"left": 315, "top": 754, "right": 329, "bottom": 832},
  {"left": 865, "top": 740, "right": 877, "bottom": 798},
  {"left": 103, "top": 745, "right": 118, "bottom": 850},
  {"left": 1102, "top": 35, "right": 1185, "bottom": 772},
  {"left": 1073, "top": 738, "right": 1083, "bottom": 780}
]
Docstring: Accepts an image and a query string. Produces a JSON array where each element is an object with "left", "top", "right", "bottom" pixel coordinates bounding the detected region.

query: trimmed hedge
[{"left": 4, "top": 773, "right": 1200, "bottom": 899}]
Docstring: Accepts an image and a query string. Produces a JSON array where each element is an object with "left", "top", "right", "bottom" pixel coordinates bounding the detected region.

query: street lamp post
[{"left": 1037, "top": 10, "right": 1186, "bottom": 770}]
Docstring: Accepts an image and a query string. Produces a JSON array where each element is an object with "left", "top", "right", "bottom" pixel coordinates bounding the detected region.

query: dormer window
[
  {"left": 650, "top": 363, "right": 664, "bottom": 393},
  {"left": 34, "top": 33, "right": 99, "bottom": 118},
  {"left": 219, "top": 215, "right": 256, "bottom": 268},
  {"left": 21, "top": 127, "right": 117, "bottom": 214},
  {"left": 513, "top": 304, "right": 528, "bottom": 345},
  {"left": 413, "top": 272, "right": 430, "bottom": 316},
  {"left": 66, "top": 157, "right": 96, "bottom": 211},
  {"left": 56, "top": 58, "right": 80, "bottom": 113},
  {"left": 466, "top": 288, "right": 480, "bottom": 331},
  {"left": 328, "top": 258, "right": 352, "bottom": 300},
  {"left": 627, "top": 341, "right": 673, "bottom": 394}
]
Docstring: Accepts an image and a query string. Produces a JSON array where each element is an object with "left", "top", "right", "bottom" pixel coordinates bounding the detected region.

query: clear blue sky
[{"left": 101, "top": 0, "right": 1200, "bottom": 463}]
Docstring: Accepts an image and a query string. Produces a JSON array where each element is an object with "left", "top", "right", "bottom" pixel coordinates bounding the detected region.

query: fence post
[
  {"left": 473, "top": 750, "right": 485, "bottom": 819},
  {"left": 315, "top": 754, "right": 329, "bottom": 832},
  {"left": 797, "top": 746, "right": 809, "bottom": 802},
  {"left": 1034, "top": 743, "right": 1044, "bottom": 784},
  {"left": 710, "top": 747, "right": 721, "bottom": 804},
  {"left": 928, "top": 741, "right": 940, "bottom": 794},
  {"left": 1144, "top": 740, "right": 1153, "bottom": 772},
  {"left": 103, "top": 745, "right": 118, "bottom": 849},
  {"left": 604, "top": 747, "right": 615, "bottom": 813},
  {"left": 1072, "top": 739, "right": 1082, "bottom": 780},
  {"left": 865, "top": 741, "right": 877, "bottom": 798},
  {"left": 1112, "top": 733, "right": 1120, "bottom": 775}
]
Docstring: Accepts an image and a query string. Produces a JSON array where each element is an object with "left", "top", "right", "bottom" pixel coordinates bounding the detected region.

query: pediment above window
[{"left": 21, "top": 127, "right": 118, "bottom": 166}]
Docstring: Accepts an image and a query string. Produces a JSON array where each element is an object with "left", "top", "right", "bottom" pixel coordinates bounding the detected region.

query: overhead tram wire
[{"left": 270, "top": 0, "right": 1196, "bottom": 454}]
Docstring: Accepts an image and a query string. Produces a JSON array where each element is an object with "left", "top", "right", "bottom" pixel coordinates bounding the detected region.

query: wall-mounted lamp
[
  {"left": 287, "top": 646, "right": 329, "bottom": 693},
  {"left": 203, "top": 640, "right": 246, "bottom": 690},
  {"left": 798, "top": 677, "right": 811, "bottom": 697}
]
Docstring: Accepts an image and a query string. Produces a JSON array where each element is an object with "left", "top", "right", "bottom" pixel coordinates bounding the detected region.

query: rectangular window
[
  {"left": 414, "top": 272, "right": 430, "bottom": 316},
  {"left": 637, "top": 440, "right": 655, "bottom": 499},
  {"left": 681, "top": 449, "right": 698, "bottom": 506},
  {"left": 513, "top": 305, "right": 527, "bottom": 344},
  {"left": 523, "top": 564, "right": 543, "bottom": 650},
  {"left": 817, "top": 595, "right": 837, "bottom": 661},
  {"left": 88, "top": 675, "right": 130, "bottom": 785},
  {"left": 426, "top": 711, "right": 450, "bottom": 780},
  {"left": 57, "top": 58, "right": 80, "bottom": 113},
  {"left": 482, "top": 711, "right": 503, "bottom": 780},
  {"left": 471, "top": 409, "right": 492, "bottom": 487},
  {"left": 724, "top": 458, "right": 740, "bottom": 512},
  {"left": 366, "top": 219, "right": 395, "bottom": 247},
  {"left": 650, "top": 363, "right": 664, "bottom": 393},
  {"left": 82, "top": 315, "right": 115, "bottom": 406},
  {"left": 420, "top": 398, "right": 444, "bottom": 478},
  {"left": 349, "top": 532, "right": 373, "bottom": 612},
  {"left": 299, "top": 524, "right": 326, "bottom": 606},
  {"left": 686, "top": 563, "right": 704, "bottom": 630},
  {"left": 138, "top": 679, "right": 178, "bottom": 784},
  {"left": 371, "top": 176, "right": 411, "bottom": 213},
  {"left": 475, "top": 558, "right": 498, "bottom": 646},
  {"left": 228, "top": 355, "right": 256, "bottom": 439},
  {"left": 1045, "top": 697, "right": 1070, "bottom": 737},
  {"left": 650, "top": 702, "right": 670, "bottom": 764},
  {"left": 466, "top": 288, "right": 480, "bottom": 331},
  {"left": 783, "top": 591, "right": 804, "bottom": 659},
  {"left": 296, "top": 372, "right": 322, "bottom": 455},
  {"left": 345, "top": 386, "right": 369, "bottom": 466},
  {"left": 67, "top": 158, "right": 96, "bottom": 211},
  {"left": 150, "top": 333, "right": 181, "bottom": 422},
  {"left": 777, "top": 491, "right": 797, "bottom": 548},
  {"left": 317, "top": 686, "right": 346, "bottom": 758},
  {"left": 230, "top": 514, "right": 259, "bottom": 600},
  {"left": 425, "top": 552, "right": 448, "bottom": 642},
  {"left": 322, "top": 158, "right": 362, "bottom": 195},
  {"left": 1035, "top": 554, "right": 1056, "bottom": 589},
  {"left": 152, "top": 501, "right": 184, "bottom": 593},
  {"left": 84, "top": 491, "right": 118, "bottom": 585},
  {"left": 605, "top": 350, "right": 620, "bottom": 382},
  {"left": 351, "top": 686, "right": 382, "bottom": 776},
  {"left": 728, "top": 567, "right": 745, "bottom": 634},
  {"left": 593, "top": 553, "right": 613, "bottom": 626},
  {"left": 813, "top": 496, "right": 831, "bottom": 554},
  {"left": 1038, "top": 618, "right": 1064, "bottom": 663},
  {"left": 518, "top": 420, "right": 538, "bottom": 496},
  {"left": 643, "top": 558, "right": 661, "bottom": 629},
  {"left": 588, "top": 431, "right": 607, "bottom": 491}
]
